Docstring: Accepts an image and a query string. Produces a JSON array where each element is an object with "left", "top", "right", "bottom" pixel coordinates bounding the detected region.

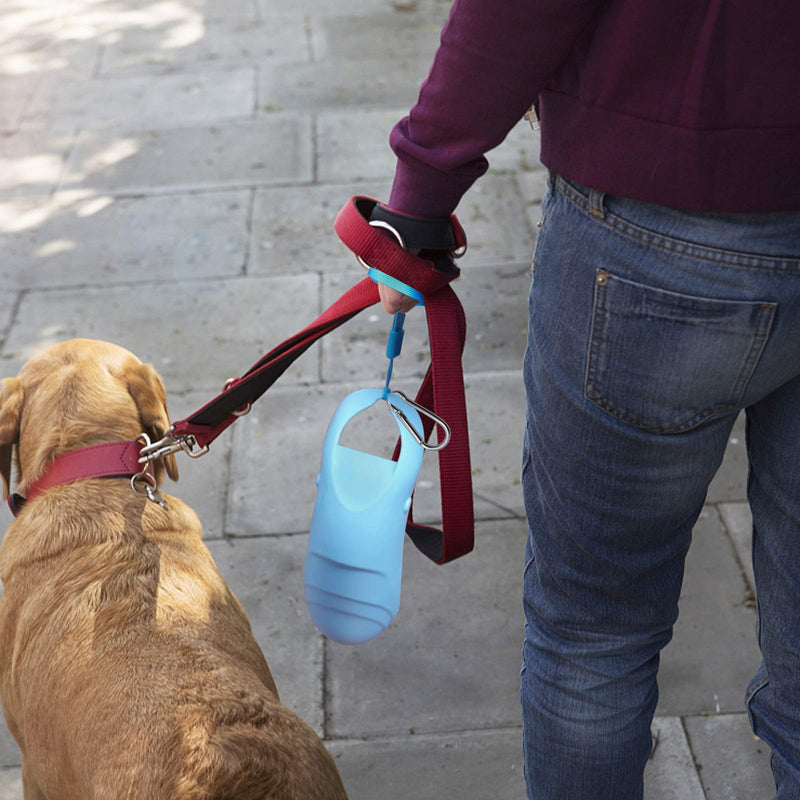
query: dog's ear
[
  {"left": 125, "top": 362, "right": 179, "bottom": 484},
  {"left": 0, "top": 377, "right": 23, "bottom": 500}
]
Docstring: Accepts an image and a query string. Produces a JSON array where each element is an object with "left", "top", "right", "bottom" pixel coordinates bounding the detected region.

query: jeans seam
[
  {"left": 585, "top": 269, "right": 607, "bottom": 408},
  {"left": 730, "top": 304, "right": 776, "bottom": 400},
  {"left": 556, "top": 176, "right": 800, "bottom": 272}
]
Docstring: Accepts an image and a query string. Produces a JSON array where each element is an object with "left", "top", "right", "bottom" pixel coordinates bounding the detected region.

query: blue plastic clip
[{"left": 383, "top": 312, "right": 405, "bottom": 399}]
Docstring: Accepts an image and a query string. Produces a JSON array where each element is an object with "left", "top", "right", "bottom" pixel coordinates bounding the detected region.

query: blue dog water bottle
[
  {"left": 304, "top": 386, "right": 424, "bottom": 645},
  {"left": 305, "top": 222, "right": 451, "bottom": 644}
]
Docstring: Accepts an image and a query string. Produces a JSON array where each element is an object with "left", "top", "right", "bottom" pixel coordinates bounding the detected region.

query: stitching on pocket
[{"left": 585, "top": 270, "right": 776, "bottom": 434}]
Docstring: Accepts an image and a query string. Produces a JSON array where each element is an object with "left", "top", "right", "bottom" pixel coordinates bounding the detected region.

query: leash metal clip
[
  {"left": 132, "top": 433, "right": 169, "bottom": 508},
  {"left": 386, "top": 390, "right": 451, "bottom": 452},
  {"left": 137, "top": 429, "right": 209, "bottom": 465}
]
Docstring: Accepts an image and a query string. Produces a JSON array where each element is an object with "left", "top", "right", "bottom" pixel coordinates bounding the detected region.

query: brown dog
[{"left": 0, "top": 339, "right": 348, "bottom": 800}]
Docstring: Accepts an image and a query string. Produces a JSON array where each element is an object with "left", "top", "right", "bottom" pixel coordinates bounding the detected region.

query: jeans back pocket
[{"left": 585, "top": 270, "right": 776, "bottom": 433}]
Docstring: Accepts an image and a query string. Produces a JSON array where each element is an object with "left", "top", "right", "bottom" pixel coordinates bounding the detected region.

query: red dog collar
[{"left": 8, "top": 440, "right": 148, "bottom": 516}]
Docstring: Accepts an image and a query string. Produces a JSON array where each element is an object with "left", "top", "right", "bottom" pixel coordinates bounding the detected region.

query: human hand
[{"left": 378, "top": 283, "right": 418, "bottom": 314}]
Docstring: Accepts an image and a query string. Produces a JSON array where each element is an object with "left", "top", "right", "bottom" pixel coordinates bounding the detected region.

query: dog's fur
[{"left": 0, "top": 339, "right": 348, "bottom": 800}]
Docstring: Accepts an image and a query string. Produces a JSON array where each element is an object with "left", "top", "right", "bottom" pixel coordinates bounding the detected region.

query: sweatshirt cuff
[
  {"left": 387, "top": 158, "right": 464, "bottom": 219},
  {"left": 388, "top": 122, "right": 488, "bottom": 218}
]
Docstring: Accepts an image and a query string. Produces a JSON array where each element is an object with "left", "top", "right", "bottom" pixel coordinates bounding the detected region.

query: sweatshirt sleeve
[{"left": 388, "top": 0, "right": 606, "bottom": 218}]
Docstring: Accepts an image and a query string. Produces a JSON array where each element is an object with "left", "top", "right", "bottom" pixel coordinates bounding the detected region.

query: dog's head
[{"left": 0, "top": 339, "right": 179, "bottom": 499}]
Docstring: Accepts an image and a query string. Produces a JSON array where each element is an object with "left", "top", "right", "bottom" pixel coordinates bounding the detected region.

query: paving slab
[
  {"left": 99, "top": 12, "right": 308, "bottom": 77},
  {"left": 718, "top": 502, "right": 755, "bottom": 593},
  {"left": 59, "top": 116, "right": 313, "bottom": 194},
  {"left": 684, "top": 713, "right": 774, "bottom": 799},
  {"left": 0, "top": 130, "right": 74, "bottom": 196},
  {"left": 707, "top": 412, "right": 747, "bottom": 504},
  {"left": 0, "top": 292, "right": 18, "bottom": 350},
  {"left": 0, "top": 32, "right": 100, "bottom": 79},
  {"left": 259, "top": 0, "right": 383, "bottom": 19},
  {"left": 0, "top": 6, "right": 52, "bottom": 38},
  {"left": 2, "top": 275, "right": 319, "bottom": 391},
  {"left": 1, "top": 189, "right": 249, "bottom": 289},
  {"left": 327, "top": 519, "right": 526, "bottom": 738},
  {"left": 225, "top": 372, "right": 524, "bottom": 537},
  {"left": 657, "top": 507, "right": 760, "bottom": 716},
  {"left": 259, "top": 58, "right": 426, "bottom": 114},
  {"left": 646, "top": 716, "right": 706, "bottom": 800},
  {"left": 0, "top": 720, "right": 20, "bottom": 769},
  {"left": 206, "top": 535, "right": 325, "bottom": 735},
  {"left": 454, "top": 173, "right": 536, "bottom": 267},
  {"left": 330, "top": 717, "right": 706, "bottom": 800},
  {"left": 52, "top": 0, "right": 259, "bottom": 40},
  {"left": 329, "top": 727, "right": 526, "bottom": 800},
  {"left": 317, "top": 109, "right": 405, "bottom": 183},
  {"left": 23, "top": 68, "right": 255, "bottom": 132},
  {"left": 0, "top": 74, "right": 41, "bottom": 132},
  {"left": 0, "top": 767, "right": 20, "bottom": 799},
  {"left": 309, "top": 10, "right": 445, "bottom": 62},
  {"left": 321, "top": 266, "right": 529, "bottom": 383},
  {"left": 419, "top": 371, "right": 526, "bottom": 521},
  {"left": 250, "top": 180, "right": 393, "bottom": 275}
]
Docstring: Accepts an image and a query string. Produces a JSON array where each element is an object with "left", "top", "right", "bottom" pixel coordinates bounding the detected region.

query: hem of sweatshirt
[{"left": 539, "top": 90, "right": 800, "bottom": 214}]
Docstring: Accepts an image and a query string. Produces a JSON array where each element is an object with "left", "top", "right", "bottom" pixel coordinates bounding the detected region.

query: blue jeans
[{"left": 520, "top": 174, "right": 800, "bottom": 799}]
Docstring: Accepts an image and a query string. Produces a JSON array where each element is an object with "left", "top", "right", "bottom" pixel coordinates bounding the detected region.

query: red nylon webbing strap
[
  {"left": 170, "top": 196, "right": 474, "bottom": 564},
  {"left": 400, "top": 285, "right": 473, "bottom": 564},
  {"left": 170, "top": 277, "right": 381, "bottom": 446}
]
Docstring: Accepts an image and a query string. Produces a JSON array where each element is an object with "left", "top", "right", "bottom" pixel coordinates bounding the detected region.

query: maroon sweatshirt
[{"left": 389, "top": 0, "right": 800, "bottom": 217}]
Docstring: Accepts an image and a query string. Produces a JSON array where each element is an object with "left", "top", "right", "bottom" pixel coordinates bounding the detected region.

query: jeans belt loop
[{"left": 588, "top": 187, "right": 607, "bottom": 219}]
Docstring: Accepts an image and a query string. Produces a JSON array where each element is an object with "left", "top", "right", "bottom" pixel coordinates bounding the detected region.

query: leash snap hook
[
  {"left": 132, "top": 434, "right": 168, "bottom": 508},
  {"left": 385, "top": 391, "right": 451, "bottom": 452},
  {"left": 137, "top": 429, "right": 209, "bottom": 463}
]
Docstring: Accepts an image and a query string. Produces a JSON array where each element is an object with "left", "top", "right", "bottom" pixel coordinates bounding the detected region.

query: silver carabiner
[{"left": 385, "top": 391, "right": 451, "bottom": 452}]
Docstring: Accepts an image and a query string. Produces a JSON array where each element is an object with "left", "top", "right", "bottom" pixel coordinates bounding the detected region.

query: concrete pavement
[{"left": 0, "top": 0, "right": 775, "bottom": 796}]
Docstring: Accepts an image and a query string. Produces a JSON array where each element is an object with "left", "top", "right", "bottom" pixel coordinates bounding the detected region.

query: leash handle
[{"left": 168, "top": 196, "right": 474, "bottom": 564}]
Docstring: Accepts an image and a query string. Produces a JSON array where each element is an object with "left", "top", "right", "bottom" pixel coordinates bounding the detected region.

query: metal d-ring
[
  {"left": 385, "top": 390, "right": 451, "bottom": 452},
  {"left": 130, "top": 465, "right": 168, "bottom": 510},
  {"left": 356, "top": 220, "right": 406, "bottom": 271},
  {"left": 223, "top": 378, "right": 252, "bottom": 417}
]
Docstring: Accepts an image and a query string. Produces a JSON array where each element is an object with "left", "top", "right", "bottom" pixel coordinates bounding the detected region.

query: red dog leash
[{"left": 10, "top": 199, "right": 475, "bottom": 565}]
